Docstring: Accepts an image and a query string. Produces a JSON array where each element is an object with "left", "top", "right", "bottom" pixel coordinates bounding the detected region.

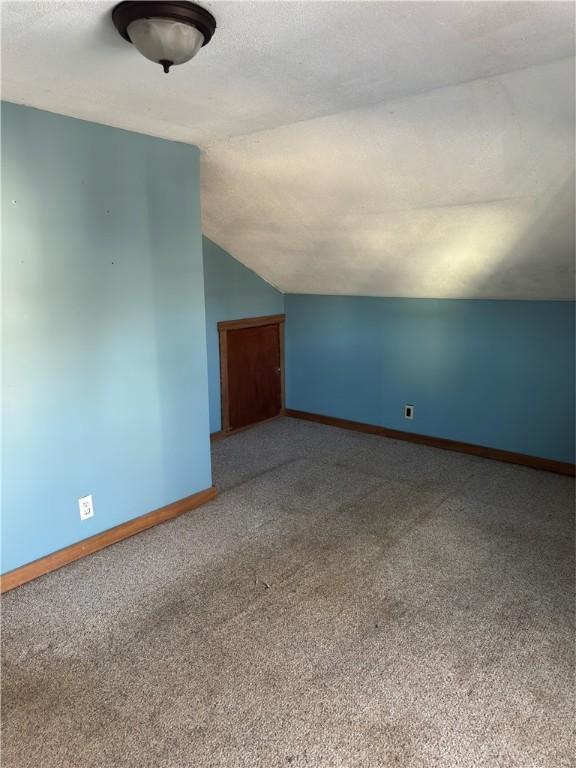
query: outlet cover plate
[{"left": 79, "top": 494, "right": 94, "bottom": 520}]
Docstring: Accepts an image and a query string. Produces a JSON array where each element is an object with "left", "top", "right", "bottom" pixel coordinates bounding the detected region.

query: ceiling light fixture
[{"left": 112, "top": 1, "right": 216, "bottom": 74}]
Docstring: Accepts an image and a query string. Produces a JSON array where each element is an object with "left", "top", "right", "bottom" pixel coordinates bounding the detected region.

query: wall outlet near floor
[
  {"left": 404, "top": 404, "right": 414, "bottom": 420},
  {"left": 78, "top": 494, "right": 94, "bottom": 520}
]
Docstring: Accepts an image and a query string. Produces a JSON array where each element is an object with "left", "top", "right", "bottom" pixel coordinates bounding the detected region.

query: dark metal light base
[{"left": 112, "top": 1, "right": 216, "bottom": 47}]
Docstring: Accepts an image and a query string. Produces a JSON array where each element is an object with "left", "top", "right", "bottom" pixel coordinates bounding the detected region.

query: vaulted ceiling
[{"left": 2, "top": 1, "right": 575, "bottom": 298}]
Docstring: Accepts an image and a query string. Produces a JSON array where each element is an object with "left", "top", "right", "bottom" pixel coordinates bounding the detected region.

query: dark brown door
[{"left": 226, "top": 323, "right": 282, "bottom": 430}]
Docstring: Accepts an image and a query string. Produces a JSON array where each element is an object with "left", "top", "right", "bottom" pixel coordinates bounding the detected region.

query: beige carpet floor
[{"left": 2, "top": 417, "right": 574, "bottom": 767}]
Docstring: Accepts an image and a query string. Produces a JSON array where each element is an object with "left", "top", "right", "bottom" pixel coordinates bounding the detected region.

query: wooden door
[{"left": 219, "top": 315, "right": 285, "bottom": 432}]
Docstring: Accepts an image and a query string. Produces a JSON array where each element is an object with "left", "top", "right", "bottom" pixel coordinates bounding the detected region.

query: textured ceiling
[{"left": 2, "top": 1, "right": 575, "bottom": 298}]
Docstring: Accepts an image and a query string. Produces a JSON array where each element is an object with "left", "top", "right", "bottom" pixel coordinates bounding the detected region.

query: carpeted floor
[{"left": 2, "top": 417, "right": 574, "bottom": 768}]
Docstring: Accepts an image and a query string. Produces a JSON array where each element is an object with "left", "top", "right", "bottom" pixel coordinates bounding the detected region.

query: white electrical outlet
[
  {"left": 78, "top": 494, "right": 94, "bottom": 520},
  {"left": 404, "top": 404, "right": 414, "bottom": 420}
]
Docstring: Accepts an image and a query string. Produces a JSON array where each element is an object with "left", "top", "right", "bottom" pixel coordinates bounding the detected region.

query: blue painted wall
[
  {"left": 285, "top": 294, "right": 575, "bottom": 463},
  {"left": 203, "top": 237, "right": 284, "bottom": 432},
  {"left": 1, "top": 103, "right": 212, "bottom": 573}
]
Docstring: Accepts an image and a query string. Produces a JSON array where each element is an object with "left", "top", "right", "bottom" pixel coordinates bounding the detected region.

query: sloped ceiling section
[
  {"left": 203, "top": 56, "right": 575, "bottom": 299},
  {"left": 2, "top": 1, "right": 575, "bottom": 298}
]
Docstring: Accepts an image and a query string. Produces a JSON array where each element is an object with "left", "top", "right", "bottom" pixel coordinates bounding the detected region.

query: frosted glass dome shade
[{"left": 127, "top": 18, "right": 204, "bottom": 71}]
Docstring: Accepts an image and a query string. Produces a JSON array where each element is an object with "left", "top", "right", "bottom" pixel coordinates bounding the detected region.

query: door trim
[{"left": 218, "top": 314, "right": 285, "bottom": 433}]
